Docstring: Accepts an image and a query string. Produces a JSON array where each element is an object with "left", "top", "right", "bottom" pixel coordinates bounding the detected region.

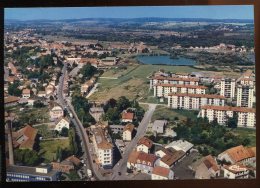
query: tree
[
  {"left": 60, "top": 127, "right": 69, "bottom": 137},
  {"left": 227, "top": 112, "right": 238, "bottom": 128},
  {"left": 14, "top": 149, "right": 40, "bottom": 166},
  {"left": 33, "top": 100, "right": 45, "bottom": 108},
  {"left": 68, "top": 129, "right": 78, "bottom": 155},
  {"left": 117, "top": 96, "right": 131, "bottom": 112},
  {"left": 242, "top": 138, "right": 251, "bottom": 146},
  {"left": 80, "top": 63, "right": 97, "bottom": 80},
  {"left": 8, "top": 81, "right": 22, "bottom": 96},
  {"left": 56, "top": 146, "right": 62, "bottom": 162}
]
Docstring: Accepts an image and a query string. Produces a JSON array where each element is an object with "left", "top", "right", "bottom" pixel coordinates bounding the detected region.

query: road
[
  {"left": 56, "top": 61, "right": 105, "bottom": 181},
  {"left": 111, "top": 103, "right": 157, "bottom": 180}
]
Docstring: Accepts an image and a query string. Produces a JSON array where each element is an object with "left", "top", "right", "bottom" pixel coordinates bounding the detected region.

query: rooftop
[
  {"left": 151, "top": 76, "right": 200, "bottom": 82},
  {"left": 93, "top": 127, "right": 113, "bottom": 150},
  {"left": 123, "top": 123, "right": 135, "bottom": 133},
  {"left": 137, "top": 137, "right": 153, "bottom": 148},
  {"left": 201, "top": 105, "right": 255, "bottom": 113},
  {"left": 155, "top": 83, "right": 207, "bottom": 89},
  {"left": 7, "top": 165, "right": 58, "bottom": 177},
  {"left": 224, "top": 163, "right": 248, "bottom": 174},
  {"left": 122, "top": 112, "right": 134, "bottom": 120},
  {"left": 152, "top": 166, "right": 170, "bottom": 177},
  {"left": 165, "top": 140, "right": 194, "bottom": 153}
]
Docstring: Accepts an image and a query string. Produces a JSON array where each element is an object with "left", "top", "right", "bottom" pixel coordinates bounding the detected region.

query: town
[{"left": 3, "top": 11, "right": 256, "bottom": 181}]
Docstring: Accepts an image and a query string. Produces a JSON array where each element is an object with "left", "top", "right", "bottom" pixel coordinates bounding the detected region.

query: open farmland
[{"left": 89, "top": 64, "right": 198, "bottom": 101}]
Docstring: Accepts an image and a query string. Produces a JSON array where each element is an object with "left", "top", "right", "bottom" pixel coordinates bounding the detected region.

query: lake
[{"left": 136, "top": 55, "right": 196, "bottom": 65}]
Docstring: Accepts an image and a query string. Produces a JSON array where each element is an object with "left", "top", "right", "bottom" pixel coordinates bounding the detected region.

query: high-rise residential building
[
  {"left": 220, "top": 78, "right": 236, "bottom": 99},
  {"left": 198, "top": 105, "right": 256, "bottom": 127},
  {"left": 236, "top": 85, "right": 254, "bottom": 108},
  {"left": 168, "top": 93, "right": 225, "bottom": 110},
  {"left": 153, "top": 83, "right": 206, "bottom": 98}
]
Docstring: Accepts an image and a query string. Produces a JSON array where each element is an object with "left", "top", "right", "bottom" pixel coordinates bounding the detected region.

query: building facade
[
  {"left": 153, "top": 84, "right": 206, "bottom": 98},
  {"left": 220, "top": 78, "right": 236, "bottom": 99},
  {"left": 168, "top": 93, "right": 225, "bottom": 110},
  {"left": 199, "top": 105, "right": 256, "bottom": 127},
  {"left": 236, "top": 85, "right": 254, "bottom": 108}
]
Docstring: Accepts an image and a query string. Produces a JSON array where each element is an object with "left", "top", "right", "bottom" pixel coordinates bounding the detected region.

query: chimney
[{"left": 7, "top": 119, "right": 14, "bottom": 165}]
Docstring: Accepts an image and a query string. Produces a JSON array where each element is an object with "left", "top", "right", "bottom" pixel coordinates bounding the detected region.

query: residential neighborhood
[{"left": 3, "top": 6, "right": 256, "bottom": 182}]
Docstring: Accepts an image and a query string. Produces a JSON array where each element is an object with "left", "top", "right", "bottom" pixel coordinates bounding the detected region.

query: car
[{"left": 118, "top": 172, "right": 121, "bottom": 176}]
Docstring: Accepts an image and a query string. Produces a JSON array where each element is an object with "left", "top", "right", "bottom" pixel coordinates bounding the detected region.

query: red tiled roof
[
  {"left": 4, "top": 96, "right": 20, "bottom": 104},
  {"left": 22, "top": 89, "right": 30, "bottom": 94},
  {"left": 203, "top": 155, "right": 220, "bottom": 172},
  {"left": 152, "top": 166, "right": 170, "bottom": 177},
  {"left": 137, "top": 137, "right": 153, "bottom": 148},
  {"left": 122, "top": 112, "right": 134, "bottom": 120},
  {"left": 168, "top": 93, "right": 225, "bottom": 99},
  {"left": 136, "top": 152, "right": 158, "bottom": 166},
  {"left": 123, "top": 123, "right": 135, "bottom": 133},
  {"left": 161, "top": 150, "right": 185, "bottom": 166},
  {"left": 223, "top": 145, "right": 255, "bottom": 163},
  {"left": 201, "top": 105, "right": 255, "bottom": 113}
]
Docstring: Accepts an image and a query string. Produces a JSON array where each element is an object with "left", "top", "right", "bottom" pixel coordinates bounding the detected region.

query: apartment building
[
  {"left": 149, "top": 76, "right": 199, "bottom": 89},
  {"left": 168, "top": 93, "right": 225, "bottom": 110},
  {"left": 199, "top": 105, "right": 256, "bottom": 127},
  {"left": 92, "top": 126, "right": 113, "bottom": 168},
  {"left": 236, "top": 85, "right": 254, "bottom": 108},
  {"left": 153, "top": 83, "right": 206, "bottom": 98},
  {"left": 220, "top": 78, "right": 236, "bottom": 99}
]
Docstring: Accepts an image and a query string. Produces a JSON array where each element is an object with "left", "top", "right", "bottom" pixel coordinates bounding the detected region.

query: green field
[
  {"left": 39, "top": 139, "right": 69, "bottom": 162},
  {"left": 89, "top": 64, "right": 198, "bottom": 102},
  {"left": 230, "top": 127, "right": 256, "bottom": 147},
  {"left": 151, "top": 105, "right": 199, "bottom": 122}
]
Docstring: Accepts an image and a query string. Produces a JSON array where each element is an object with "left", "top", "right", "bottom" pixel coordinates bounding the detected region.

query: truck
[{"left": 87, "top": 169, "right": 92, "bottom": 178}]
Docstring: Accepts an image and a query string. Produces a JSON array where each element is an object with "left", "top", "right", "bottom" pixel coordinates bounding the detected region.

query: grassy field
[
  {"left": 151, "top": 105, "right": 199, "bottom": 122},
  {"left": 230, "top": 127, "right": 256, "bottom": 147},
  {"left": 89, "top": 64, "right": 198, "bottom": 102},
  {"left": 39, "top": 139, "right": 69, "bottom": 162}
]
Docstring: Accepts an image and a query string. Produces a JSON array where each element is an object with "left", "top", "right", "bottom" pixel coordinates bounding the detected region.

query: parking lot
[{"left": 171, "top": 151, "right": 199, "bottom": 179}]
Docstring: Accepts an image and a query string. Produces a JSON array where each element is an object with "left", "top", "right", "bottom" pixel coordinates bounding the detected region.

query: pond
[{"left": 136, "top": 55, "right": 196, "bottom": 65}]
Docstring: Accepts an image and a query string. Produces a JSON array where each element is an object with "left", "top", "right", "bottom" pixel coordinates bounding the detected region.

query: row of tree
[{"left": 174, "top": 117, "right": 250, "bottom": 156}]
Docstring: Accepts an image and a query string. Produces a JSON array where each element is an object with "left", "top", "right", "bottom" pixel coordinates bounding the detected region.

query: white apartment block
[
  {"left": 236, "top": 85, "right": 254, "bottom": 108},
  {"left": 92, "top": 127, "right": 113, "bottom": 168},
  {"left": 153, "top": 84, "right": 206, "bottom": 98},
  {"left": 149, "top": 76, "right": 199, "bottom": 89},
  {"left": 168, "top": 93, "right": 225, "bottom": 110},
  {"left": 220, "top": 78, "right": 236, "bottom": 99},
  {"left": 198, "top": 105, "right": 256, "bottom": 127}
]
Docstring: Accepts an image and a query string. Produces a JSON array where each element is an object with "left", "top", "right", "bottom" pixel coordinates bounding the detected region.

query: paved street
[{"left": 111, "top": 104, "right": 157, "bottom": 180}]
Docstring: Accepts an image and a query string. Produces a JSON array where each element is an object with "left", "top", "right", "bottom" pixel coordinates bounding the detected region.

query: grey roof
[
  {"left": 7, "top": 165, "right": 58, "bottom": 177},
  {"left": 153, "top": 120, "right": 168, "bottom": 128}
]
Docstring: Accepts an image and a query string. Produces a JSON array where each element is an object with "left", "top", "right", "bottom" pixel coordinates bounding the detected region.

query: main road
[
  {"left": 111, "top": 103, "right": 157, "bottom": 180},
  {"left": 56, "top": 62, "right": 105, "bottom": 180}
]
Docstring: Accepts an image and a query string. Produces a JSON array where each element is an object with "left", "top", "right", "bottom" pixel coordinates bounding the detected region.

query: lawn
[
  {"left": 89, "top": 64, "right": 198, "bottom": 102},
  {"left": 151, "top": 105, "right": 199, "bottom": 122},
  {"left": 39, "top": 139, "right": 70, "bottom": 162},
  {"left": 230, "top": 127, "right": 256, "bottom": 147}
]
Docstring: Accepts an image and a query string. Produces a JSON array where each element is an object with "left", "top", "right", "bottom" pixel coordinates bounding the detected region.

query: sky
[{"left": 5, "top": 5, "right": 254, "bottom": 21}]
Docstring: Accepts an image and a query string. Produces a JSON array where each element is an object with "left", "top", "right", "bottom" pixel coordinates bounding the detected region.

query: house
[
  {"left": 22, "top": 89, "right": 31, "bottom": 99},
  {"left": 151, "top": 166, "right": 174, "bottom": 180},
  {"left": 55, "top": 117, "right": 70, "bottom": 132},
  {"left": 152, "top": 120, "right": 168, "bottom": 134},
  {"left": 51, "top": 155, "right": 81, "bottom": 173},
  {"left": 91, "top": 126, "right": 114, "bottom": 168},
  {"left": 109, "top": 125, "right": 124, "bottom": 134},
  {"left": 127, "top": 151, "right": 158, "bottom": 174},
  {"left": 137, "top": 137, "right": 153, "bottom": 153},
  {"left": 101, "top": 57, "right": 117, "bottom": 66},
  {"left": 217, "top": 145, "right": 256, "bottom": 165},
  {"left": 155, "top": 147, "right": 174, "bottom": 158},
  {"left": 4, "top": 96, "right": 20, "bottom": 107},
  {"left": 122, "top": 123, "right": 135, "bottom": 141},
  {"left": 49, "top": 104, "right": 64, "bottom": 121},
  {"left": 223, "top": 163, "right": 249, "bottom": 179},
  {"left": 12, "top": 125, "right": 38, "bottom": 150},
  {"left": 89, "top": 107, "right": 104, "bottom": 122},
  {"left": 193, "top": 155, "right": 220, "bottom": 179},
  {"left": 158, "top": 150, "right": 186, "bottom": 168},
  {"left": 45, "top": 84, "right": 55, "bottom": 95},
  {"left": 122, "top": 111, "right": 134, "bottom": 123},
  {"left": 27, "top": 98, "right": 35, "bottom": 106},
  {"left": 165, "top": 140, "right": 194, "bottom": 154},
  {"left": 37, "top": 91, "right": 47, "bottom": 98}
]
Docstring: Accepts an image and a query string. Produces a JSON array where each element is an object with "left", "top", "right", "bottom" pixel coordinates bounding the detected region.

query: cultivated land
[
  {"left": 39, "top": 139, "right": 70, "bottom": 162},
  {"left": 89, "top": 64, "right": 198, "bottom": 101}
]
